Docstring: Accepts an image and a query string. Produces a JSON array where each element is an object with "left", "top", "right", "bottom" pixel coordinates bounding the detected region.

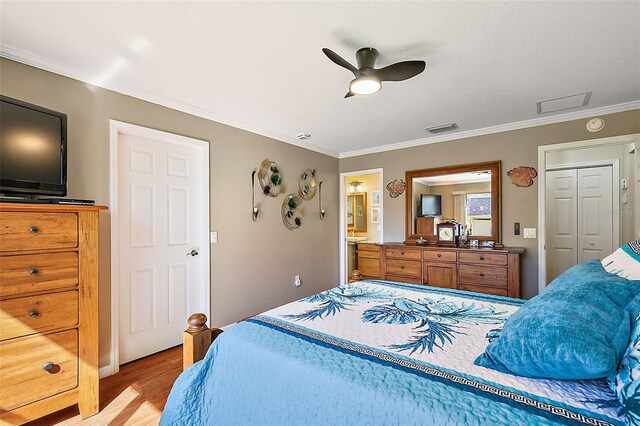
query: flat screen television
[
  {"left": 418, "top": 194, "right": 442, "bottom": 217},
  {"left": 0, "top": 96, "right": 67, "bottom": 196}
]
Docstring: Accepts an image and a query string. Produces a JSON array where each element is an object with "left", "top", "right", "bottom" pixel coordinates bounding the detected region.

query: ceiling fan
[{"left": 322, "top": 47, "right": 426, "bottom": 98}]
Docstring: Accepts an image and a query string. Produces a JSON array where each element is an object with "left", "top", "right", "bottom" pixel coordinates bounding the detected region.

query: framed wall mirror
[
  {"left": 347, "top": 192, "right": 367, "bottom": 233},
  {"left": 405, "top": 161, "right": 501, "bottom": 245}
]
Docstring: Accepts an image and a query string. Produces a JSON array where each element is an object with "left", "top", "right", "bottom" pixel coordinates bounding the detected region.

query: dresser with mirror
[{"left": 376, "top": 161, "right": 525, "bottom": 298}]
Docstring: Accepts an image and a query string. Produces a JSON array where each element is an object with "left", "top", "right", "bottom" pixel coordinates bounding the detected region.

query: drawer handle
[
  {"left": 400, "top": 265, "right": 405, "bottom": 269},
  {"left": 400, "top": 251, "right": 405, "bottom": 255},
  {"left": 29, "top": 268, "right": 39, "bottom": 276},
  {"left": 479, "top": 273, "right": 485, "bottom": 277},
  {"left": 29, "top": 226, "right": 39, "bottom": 234},
  {"left": 29, "top": 310, "right": 40, "bottom": 318},
  {"left": 479, "top": 256, "right": 485, "bottom": 261},
  {"left": 437, "top": 253, "right": 442, "bottom": 257},
  {"left": 42, "top": 362, "right": 58, "bottom": 374}
]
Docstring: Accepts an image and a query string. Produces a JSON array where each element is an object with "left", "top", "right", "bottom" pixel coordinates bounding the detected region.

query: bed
[{"left": 161, "top": 279, "right": 626, "bottom": 426}]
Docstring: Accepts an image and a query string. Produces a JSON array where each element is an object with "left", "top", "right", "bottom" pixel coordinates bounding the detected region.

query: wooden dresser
[
  {"left": 0, "top": 203, "right": 105, "bottom": 424},
  {"left": 380, "top": 243, "right": 524, "bottom": 298},
  {"left": 356, "top": 243, "right": 380, "bottom": 279}
]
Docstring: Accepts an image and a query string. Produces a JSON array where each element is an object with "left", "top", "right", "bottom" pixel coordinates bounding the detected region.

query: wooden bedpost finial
[
  {"left": 349, "top": 269, "right": 363, "bottom": 283},
  {"left": 187, "top": 313, "right": 208, "bottom": 333}
]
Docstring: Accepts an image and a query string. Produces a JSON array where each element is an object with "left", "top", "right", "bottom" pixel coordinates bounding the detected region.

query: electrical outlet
[
  {"left": 294, "top": 275, "right": 301, "bottom": 287},
  {"left": 621, "top": 179, "right": 628, "bottom": 190},
  {"left": 523, "top": 228, "right": 537, "bottom": 239},
  {"left": 210, "top": 231, "right": 218, "bottom": 243}
]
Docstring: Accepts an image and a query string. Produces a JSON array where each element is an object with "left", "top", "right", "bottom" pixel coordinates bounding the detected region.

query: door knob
[{"left": 187, "top": 250, "right": 199, "bottom": 257}]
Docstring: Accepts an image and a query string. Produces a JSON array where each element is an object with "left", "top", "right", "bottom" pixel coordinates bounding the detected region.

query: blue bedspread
[{"left": 161, "top": 281, "right": 625, "bottom": 425}]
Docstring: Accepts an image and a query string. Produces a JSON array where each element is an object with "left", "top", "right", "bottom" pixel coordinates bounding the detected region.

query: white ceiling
[{"left": 1, "top": 1, "right": 639, "bottom": 158}]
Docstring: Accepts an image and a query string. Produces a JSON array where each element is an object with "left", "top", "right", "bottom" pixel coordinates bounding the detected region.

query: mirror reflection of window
[{"left": 412, "top": 171, "right": 492, "bottom": 236}]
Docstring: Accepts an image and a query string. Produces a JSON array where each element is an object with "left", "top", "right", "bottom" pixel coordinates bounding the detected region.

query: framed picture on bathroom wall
[
  {"left": 371, "top": 191, "right": 381, "bottom": 206},
  {"left": 371, "top": 207, "right": 381, "bottom": 224}
]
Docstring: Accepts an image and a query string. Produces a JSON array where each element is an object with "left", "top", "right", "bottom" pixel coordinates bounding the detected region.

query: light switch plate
[
  {"left": 523, "top": 228, "right": 536, "bottom": 239},
  {"left": 210, "top": 231, "right": 218, "bottom": 243}
]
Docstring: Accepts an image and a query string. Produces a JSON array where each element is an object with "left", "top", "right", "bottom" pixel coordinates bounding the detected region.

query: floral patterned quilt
[{"left": 161, "top": 280, "right": 626, "bottom": 426}]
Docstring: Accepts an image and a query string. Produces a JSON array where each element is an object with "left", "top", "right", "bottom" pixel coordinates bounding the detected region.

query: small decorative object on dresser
[
  {"left": 0, "top": 202, "right": 106, "bottom": 424},
  {"left": 436, "top": 221, "right": 463, "bottom": 247}
]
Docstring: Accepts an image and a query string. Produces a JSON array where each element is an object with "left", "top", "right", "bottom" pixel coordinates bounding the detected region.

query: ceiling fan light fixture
[{"left": 349, "top": 76, "right": 381, "bottom": 95}]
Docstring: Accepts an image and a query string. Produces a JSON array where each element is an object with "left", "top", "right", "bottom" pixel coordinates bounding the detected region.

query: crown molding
[
  {"left": 3, "top": 44, "right": 638, "bottom": 161},
  {"left": 0, "top": 45, "right": 339, "bottom": 158},
  {"left": 339, "top": 101, "right": 640, "bottom": 158}
]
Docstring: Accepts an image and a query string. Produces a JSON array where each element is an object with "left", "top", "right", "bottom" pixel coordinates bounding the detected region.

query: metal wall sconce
[
  {"left": 319, "top": 181, "right": 325, "bottom": 220},
  {"left": 251, "top": 170, "right": 259, "bottom": 221}
]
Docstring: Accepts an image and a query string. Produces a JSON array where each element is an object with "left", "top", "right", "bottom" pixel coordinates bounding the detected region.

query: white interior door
[
  {"left": 545, "top": 169, "right": 578, "bottom": 282},
  {"left": 577, "top": 166, "right": 613, "bottom": 262},
  {"left": 117, "top": 130, "right": 209, "bottom": 364}
]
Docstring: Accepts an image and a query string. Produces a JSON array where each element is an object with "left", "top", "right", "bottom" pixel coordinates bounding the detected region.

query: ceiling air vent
[
  {"left": 425, "top": 123, "right": 458, "bottom": 134},
  {"left": 537, "top": 91, "right": 592, "bottom": 114}
]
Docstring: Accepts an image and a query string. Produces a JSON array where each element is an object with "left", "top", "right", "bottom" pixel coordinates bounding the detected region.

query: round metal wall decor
[
  {"left": 281, "top": 194, "right": 302, "bottom": 230},
  {"left": 298, "top": 169, "right": 318, "bottom": 200},
  {"left": 258, "top": 159, "right": 286, "bottom": 197}
]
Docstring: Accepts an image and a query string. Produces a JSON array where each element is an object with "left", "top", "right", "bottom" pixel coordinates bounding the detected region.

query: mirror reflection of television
[
  {"left": 418, "top": 194, "right": 442, "bottom": 217},
  {"left": 0, "top": 96, "right": 67, "bottom": 196}
]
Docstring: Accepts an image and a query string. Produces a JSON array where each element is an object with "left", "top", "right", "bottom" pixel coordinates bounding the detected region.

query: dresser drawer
[
  {"left": 358, "top": 250, "right": 379, "bottom": 260},
  {"left": 385, "top": 259, "right": 421, "bottom": 277},
  {"left": 423, "top": 250, "right": 457, "bottom": 262},
  {"left": 0, "top": 252, "right": 79, "bottom": 297},
  {"left": 358, "top": 258, "right": 380, "bottom": 278},
  {"left": 459, "top": 252, "right": 507, "bottom": 266},
  {"left": 0, "top": 212, "right": 78, "bottom": 252},
  {"left": 458, "top": 283, "right": 508, "bottom": 297},
  {"left": 385, "top": 274, "right": 423, "bottom": 285},
  {"left": 358, "top": 243, "right": 379, "bottom": 252},
  {"left": 459, "top": 264, "right": 507, "bottom": 287},
  {"left": 0, "top": 291, "right": 78, "bottom": 340},
  {"left": 385, "top": 248, "right": 421, "bottom": 260},
  {"left": 0, "top": 329, "right": 78, "bottom": 411}
]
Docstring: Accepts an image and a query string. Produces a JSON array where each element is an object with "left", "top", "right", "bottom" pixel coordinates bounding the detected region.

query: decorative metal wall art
[
  {"left": 258, "top": 159, "right": 286, "bottom": 197},
  {"left": 507, "top": 166, "right": 537, "bottom": 188},
  {"left": 282, "top": 194, "right": 302, "bottom": 230},
  {"left": 386, "top": 179, "right": 406, "bottom": 198},
  {"left": 298, "top": 169, "right": 318, "bottom": 200},
  {"left": 318, "top": 181, "right": 325, "bottom": 220},
  {"left": 251, "top": 170, "right": 259, "bottom": 221}
]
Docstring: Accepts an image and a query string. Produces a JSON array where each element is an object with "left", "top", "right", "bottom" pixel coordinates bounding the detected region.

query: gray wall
[
  {"left": 339, "top": 109, "right": 640, "bottom": 299},
  {"left": 0, "top": 58, "right": 340, "bottom": 368}
]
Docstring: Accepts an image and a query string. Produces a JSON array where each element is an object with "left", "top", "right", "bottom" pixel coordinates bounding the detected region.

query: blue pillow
[
  {"left": 608, "top": 313, "right": 640, "bottom": 425},
  {"left": 475, "top": 260, "right": 640, "bottom": 380}
]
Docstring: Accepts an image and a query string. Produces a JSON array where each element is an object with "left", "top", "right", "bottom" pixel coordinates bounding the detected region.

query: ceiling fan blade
[
  {"left": 374, "top": 60, "right": 426, "bottom": 82},
  {"left": 344, "top": 91, "right": 356, "bottom": 98},
  {"left": 323, "top": 48, "right": 363, "bottom": 77}
]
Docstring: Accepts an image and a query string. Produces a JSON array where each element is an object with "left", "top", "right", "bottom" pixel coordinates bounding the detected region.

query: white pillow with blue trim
[{"left": 602, "top": 240, "right": 640, "bottom": 280}]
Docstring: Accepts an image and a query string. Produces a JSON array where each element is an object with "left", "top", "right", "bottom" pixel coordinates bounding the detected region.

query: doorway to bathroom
[{"left": 338, "top": 168, "right": 384, "bottom": 284}]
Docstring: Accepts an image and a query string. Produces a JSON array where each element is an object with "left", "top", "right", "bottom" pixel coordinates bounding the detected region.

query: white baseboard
[{"left": 99, "top": 364, "right": 116, "bottom": 379}]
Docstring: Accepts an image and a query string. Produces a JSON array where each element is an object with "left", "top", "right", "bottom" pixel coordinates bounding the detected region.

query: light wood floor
[{"left": 29, "top": 345, "right": 183, "bottom": 426}]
